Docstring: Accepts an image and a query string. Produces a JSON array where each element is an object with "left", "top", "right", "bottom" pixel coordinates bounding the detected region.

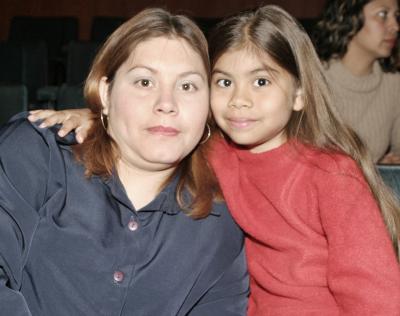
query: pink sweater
[{"left": 209, "top": 138, "right": 400, "bottom": 316}]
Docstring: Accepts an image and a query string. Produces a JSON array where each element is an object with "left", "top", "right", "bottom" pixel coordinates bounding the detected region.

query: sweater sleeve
[
  {"left": 317, "top": 162, "right": 400, "bottom": 315},
  {"left": 0, "top": 113, "right": 53, "bottom": 315}
]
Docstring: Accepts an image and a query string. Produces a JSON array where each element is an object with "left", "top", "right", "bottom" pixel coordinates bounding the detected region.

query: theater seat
[
  {"left": 377, "top": 165, "right": 400, "bottom": 199},
  {"left": 0, "top": 84, "right": 28, "bottom": 126}
]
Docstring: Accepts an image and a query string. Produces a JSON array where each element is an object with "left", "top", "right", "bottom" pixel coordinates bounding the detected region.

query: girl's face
[
  {"left": 100, "top": 36, "right": 209, "bottom": 173},
  {"left": 350, "top": 0, "right": 399, "bottom": 60},
  {"left": 211, "top": 47, "right": 303, "bottom": 153}
]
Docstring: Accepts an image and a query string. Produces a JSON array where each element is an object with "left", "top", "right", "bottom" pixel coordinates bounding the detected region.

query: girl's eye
[
  {"left": 216, "top": 79, "right": 232, "bottom": 88},
  {"left": 254, "top": 78, "right": 269, "bottom": 87},
  {"left": 181, "top": 82, "right": 197, "bottom": 92},
  {"left": 136, "top": 79, "right": 153, "bottom": 88}
]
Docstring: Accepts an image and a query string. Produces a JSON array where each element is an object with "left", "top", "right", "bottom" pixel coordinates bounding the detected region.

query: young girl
[
  {"left": 28, "top": 5, "right": 400, "bottom": 315},
  {"left": 313, "top": 0, "right": 400, "bottom": 164},
  {"left": 207, "top": 5, "right": 400, "bottom": 315}
]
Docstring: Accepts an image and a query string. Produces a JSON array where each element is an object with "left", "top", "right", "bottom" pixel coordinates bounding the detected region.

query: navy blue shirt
[{"left": 0, "top": 113, "right": 248, "bottom": 316}]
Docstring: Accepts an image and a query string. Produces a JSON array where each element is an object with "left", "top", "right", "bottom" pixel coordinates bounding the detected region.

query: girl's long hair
[{"left": 209, "top": 5, "right": 400, "bottom": 256}]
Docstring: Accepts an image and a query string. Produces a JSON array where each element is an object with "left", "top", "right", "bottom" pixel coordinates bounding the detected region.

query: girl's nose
[{"left": 228, "top": 86, "right": 252, "bottom": 109}]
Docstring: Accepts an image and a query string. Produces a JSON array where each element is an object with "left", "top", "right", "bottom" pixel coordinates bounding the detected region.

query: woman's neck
[
  {"left": 341, "top": 43, "right": 375, "bottom": 76},
  {"left": 117, "top": 159, "right": 175, "bottom": 210},
  {"left": 341, "top": 41, "right": 376, "bottom": 77}
]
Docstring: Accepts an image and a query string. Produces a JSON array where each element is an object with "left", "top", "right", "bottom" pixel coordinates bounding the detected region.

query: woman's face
[
  {"left": 350, "top": 0, "right": 399, "bottom": 60},
  {"left": 100, "top": 36, "right": 209, "bottom": 173}
]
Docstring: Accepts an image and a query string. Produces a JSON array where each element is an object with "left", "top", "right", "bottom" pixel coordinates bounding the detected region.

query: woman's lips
[
  {"left": 383, "top": 38, "right": 397, "bottom": 48},
  {"left": 147, "top": 125, "right": 180, "bottom": 136}
]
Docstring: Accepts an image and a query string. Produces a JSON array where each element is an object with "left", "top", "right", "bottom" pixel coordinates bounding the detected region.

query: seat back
[
  {"left": 9, "top": 16, "right": 78, "bottom": 84},
  {"left": 0, "top": 41, "right": 48, "bottom": 102},
  {"left": 377, "top": 165, "right": 400, "bottom": 199},
  {"left": 65, "top": 41, "right": 100, "bottom": 86},
  {"left": 56, "top": 84, "right": 85, "bottom": 110},
  {"left": 0, "top": 84, "right": 28, "bottom": 126},
  {"left": 90, "top": 16, "right": 125, "bottom": 43}
]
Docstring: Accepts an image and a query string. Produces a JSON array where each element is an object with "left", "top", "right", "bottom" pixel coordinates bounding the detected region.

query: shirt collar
[
  {"left": 102, "top": 171, "right": 220, "bottom": 216},
  {"left": 102, "top": 171, "right": 180, "bottom": 215}
]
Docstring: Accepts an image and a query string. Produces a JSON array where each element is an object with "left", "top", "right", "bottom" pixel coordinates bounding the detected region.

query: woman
[
  {"left": 0, "top": 8, "right": 248, "bottom": 315},
  {"left": 313, "top": 0, "right": 400, "bottom": 164}
]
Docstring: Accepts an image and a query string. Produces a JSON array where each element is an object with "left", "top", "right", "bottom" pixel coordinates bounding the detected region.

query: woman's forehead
[{"left": 124, "top": 36, "right": 206, "bottom": 70}]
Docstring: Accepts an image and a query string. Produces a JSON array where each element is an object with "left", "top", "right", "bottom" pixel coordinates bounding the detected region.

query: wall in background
[{"left": 0, "top": 0, "right": 326, "bottom": 41}]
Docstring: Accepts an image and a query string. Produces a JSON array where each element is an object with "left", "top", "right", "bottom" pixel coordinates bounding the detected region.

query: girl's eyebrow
[
  {"left": 212, "top": 66, "right": 279, "bottom": 76},
  {"left": 211, "top": 68, "right": 230, "bottom": 76}
]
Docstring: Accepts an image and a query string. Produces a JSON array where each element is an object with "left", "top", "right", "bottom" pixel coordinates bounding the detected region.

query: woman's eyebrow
[{"left": 127, "top": 65, "right": 157, "bottom": 74}]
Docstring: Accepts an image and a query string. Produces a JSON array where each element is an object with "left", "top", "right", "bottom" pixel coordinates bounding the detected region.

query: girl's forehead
[{"left": 215, "top": 46, "right": 281, "bottom": 70}]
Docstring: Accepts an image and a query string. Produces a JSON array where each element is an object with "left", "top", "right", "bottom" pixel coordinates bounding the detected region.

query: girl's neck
[
  {"left": 341, "top": 43, "right": 375, "bottom": 76},
  {"left": 117, "top": 159, "right": 175, "bottom": 210}
]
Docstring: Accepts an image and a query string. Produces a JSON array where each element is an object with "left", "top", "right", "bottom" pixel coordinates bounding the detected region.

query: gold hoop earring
[
  {"left": 100, "top": 110, "right": 108, "bottom": 130},
  {"left": 200, "top": 123, "right": 211, "bottom": 145}
]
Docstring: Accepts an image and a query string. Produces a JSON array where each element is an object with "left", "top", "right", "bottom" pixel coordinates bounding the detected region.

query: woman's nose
[{"left": 154, "top": 89, "right": 178, "bottom": 114}]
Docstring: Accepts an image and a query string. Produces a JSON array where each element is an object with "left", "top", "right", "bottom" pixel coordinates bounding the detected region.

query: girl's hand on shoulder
[{"left": 28, "top": 109, "right": 94, "bottom": 144}]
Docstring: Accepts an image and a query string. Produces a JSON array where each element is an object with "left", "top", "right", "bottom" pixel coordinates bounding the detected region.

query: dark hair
[
  {"left": 313, "top": 0, "right": 400, "bottom": 72},
  {"left": 74, "top": 8, "right": 221, "bottom": 218},
  {"left": 208, "top": 4, "right": 400, "bottom": 257}
]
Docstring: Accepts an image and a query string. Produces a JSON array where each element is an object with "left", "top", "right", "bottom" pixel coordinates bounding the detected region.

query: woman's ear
[
  {"left": 293, "top": 88, "right": 304, "bottom": 111},
  {"left": 99, "top": 76, "right": 110, "bottom": 115}
]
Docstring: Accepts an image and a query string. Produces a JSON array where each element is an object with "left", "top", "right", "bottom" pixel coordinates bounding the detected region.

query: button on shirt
[{"left": 0, "top": 113, "right": 248, "bottom": 316}]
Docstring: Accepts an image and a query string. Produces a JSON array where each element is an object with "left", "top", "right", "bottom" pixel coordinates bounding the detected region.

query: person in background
[
  {"left": 313, "top": 0, "right": 400, "bottom": 164},
  {"left": 0, "top": 8, "right": 248, "bottom": 316}
]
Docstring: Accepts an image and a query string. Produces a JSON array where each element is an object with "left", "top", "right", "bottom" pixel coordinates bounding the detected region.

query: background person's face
[
  {"left": 350, "top": 0, "right": 399, "bottom": 60},
  {"left": 100, "top": 36, "right": 209, "bottom": 173}
]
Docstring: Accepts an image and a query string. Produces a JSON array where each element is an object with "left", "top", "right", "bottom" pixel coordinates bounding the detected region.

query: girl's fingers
[
  {"left": 28, "top": 109, "right": 57, "bottom": 122},
  {"left": 75, "top": 126, "right": 89, "bottom": 144},
  {"left": 40, "top": 113, "right": 66, "bottom": 128},
  {"left": 57, "top": 116, "right": 81, "bottom": 137}
]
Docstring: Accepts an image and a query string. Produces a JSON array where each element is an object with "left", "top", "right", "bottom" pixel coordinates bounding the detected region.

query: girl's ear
[
  {"left": 293, "top": 88, "right": 304, "bottom": 112},
  {"left": 99, "top": 76, "right": 110, "bottom": 116}
]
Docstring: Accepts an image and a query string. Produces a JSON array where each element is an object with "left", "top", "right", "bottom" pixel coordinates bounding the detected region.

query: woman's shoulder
[
  {"left": 208, "top": 200, "right": 244, "bottom": 242},
  {"left": 381, "top": 70, "right": 400, "bottom": 86},
  {"left": 1, "top": 112, "right": 54, "bottom": 149}
]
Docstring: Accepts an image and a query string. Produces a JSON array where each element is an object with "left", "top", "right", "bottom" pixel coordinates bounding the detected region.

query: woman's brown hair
[
  {"left": 208, "top": 5, "right": 400, "bottom": 257},
  {"left": 74, "top": 7, "right": 220, "bottom": 218}
]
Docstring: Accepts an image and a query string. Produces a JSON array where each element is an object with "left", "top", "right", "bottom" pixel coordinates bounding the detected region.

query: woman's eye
[
  {"left": 394, "top": 11, "right": 400, "bottom": 23},
  {"left": 136, "top": 79, "right": 152, "bottom": 88},
  {"left": 216, "top": 79, "right": 232, "bottom": 88},
  {"left": 254, "top": 78, "right": 269, "bottom": 87},
  {"left": 181, "top": 82, "right": 196, "bottom": 91},
  {"left": 377, "top": 10, "right": 388, "bottom": 20}
]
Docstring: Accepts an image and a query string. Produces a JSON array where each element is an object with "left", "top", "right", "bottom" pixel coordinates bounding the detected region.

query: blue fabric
[
  {"left": 377, "top": 165, "right": 400, "bottom": 199},
  {"left": 0, "top": 112, "right": 248, "bottom": 316}
]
